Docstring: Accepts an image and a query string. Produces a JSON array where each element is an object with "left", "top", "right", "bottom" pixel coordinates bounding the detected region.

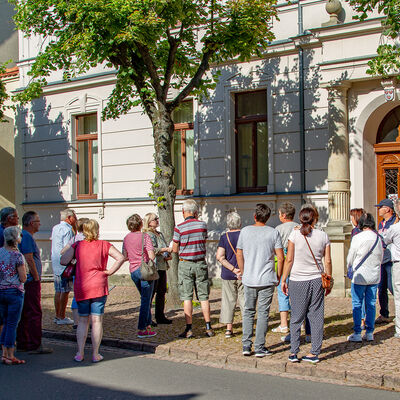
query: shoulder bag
[
  {"left": 140, "top": 233, "right": 159, "bottom": 281},
  {"left": 61, "top": 241, "right": 77, "bottom": 279},
  {"left": 347, "top": 234, "right": 379, "bottom": 280},
  {"left": 304, "top": 234, "right": 334, "bottom": 295}
]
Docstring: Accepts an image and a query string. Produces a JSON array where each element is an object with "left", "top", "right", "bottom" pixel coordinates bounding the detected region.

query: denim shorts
[
  {"left": 77, "top": 295, "right": 107, "bottom": 316},
  {"left": 54, "top": 275, "right": 73, "bottom": 293}
]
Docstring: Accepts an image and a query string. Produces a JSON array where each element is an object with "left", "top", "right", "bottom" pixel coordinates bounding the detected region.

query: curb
[{"left": 43, "top": 330, "right": 400, "bottom": 391}]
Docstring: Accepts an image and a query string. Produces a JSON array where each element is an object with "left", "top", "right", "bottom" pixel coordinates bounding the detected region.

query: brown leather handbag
[{"left": 304, "top": 235, "right": 334, "bottom": 295}]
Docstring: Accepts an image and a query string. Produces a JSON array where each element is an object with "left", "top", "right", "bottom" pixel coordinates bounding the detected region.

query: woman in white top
[
  {"left": 281, "top": 206, "right": 332, "bottom": 364},
  {"left": 346, "top": 213, "right": 383, "bottom": 342}
]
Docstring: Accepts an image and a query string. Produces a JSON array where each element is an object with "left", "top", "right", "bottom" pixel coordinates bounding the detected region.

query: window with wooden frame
[
  {"left": 235, "top": 90, "right": 268, "bottom": 192},
  {"left": 75, "top": 114, "right": 98, "bottom": 199},
  {"left": 171, "top": 101, "right": 194, "bottom": 195}
]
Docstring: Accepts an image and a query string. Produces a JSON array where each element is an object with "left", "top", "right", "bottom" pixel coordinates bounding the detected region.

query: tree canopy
[{"left": 349, "top": 0, "right": 400, "bottom": 77}]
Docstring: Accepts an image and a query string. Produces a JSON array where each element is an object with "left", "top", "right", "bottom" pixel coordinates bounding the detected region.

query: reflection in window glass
[
  {"left": 92, "top": 140, "right": 98, "bottom": 194},
  {"left": 237, "top": 124, "right": 253, "bottom": 188},
  {"left": 237, "top": 91, "right": 267, "bottom": 118},
  {"left": 257, "top": 122, "right": 268, "bottom": 187},
  {"left": 77, "top": 114, "right": 97, "bottom": 135},
  {"left": 172, "top": 131, "right": 182, "bottom": 190},
  {"left": 186, "top": 130, "right": 194, "bottom": 190},
  {"left": 378, "top": 106, "right": 400, "bottom": 143},
  {"left": 78, "top": 141, "right": 89, "bottom": 194},
  {"left": 172, "top": 102, "right": 193, "bottom": 124}
]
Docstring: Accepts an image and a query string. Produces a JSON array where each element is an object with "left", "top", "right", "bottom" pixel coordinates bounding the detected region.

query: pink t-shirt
[
  {"left": 73, "top": 240, "right": 112, "bottom": 302},
  {"left": 123, "top": 232, "right": 154, "bottom": 273}
]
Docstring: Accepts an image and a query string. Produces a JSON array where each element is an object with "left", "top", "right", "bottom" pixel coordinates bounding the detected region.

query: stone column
[{"left": 323, "top": 82, "right": 352, "bottom": 296}]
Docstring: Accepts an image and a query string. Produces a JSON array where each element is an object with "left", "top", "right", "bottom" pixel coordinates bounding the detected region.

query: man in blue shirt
[
  {"left": 375, "top": 199, "right": 396, "bottom": 324},
  {"left": 0, "top": 207, "right": 19, "bottom": 247},
  {"left": 16, "top": 211, "right": 52, "bottom": 354}
]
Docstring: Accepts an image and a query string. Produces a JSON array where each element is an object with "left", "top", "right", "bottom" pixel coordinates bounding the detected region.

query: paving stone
[
  {"left": 313, "top": 365, "right": 345, "bottom": 381},
  {"left": 256, "top": 358, "right": 286, "bottom": 373},
  {"left": 197, "top": 350, "right": 227, "bottom": 366},
  {"left": 286, "top": 362, "right": 314, "bottom": 376},
  {"left": 170, "top": 347, "right": 198, "bottom": 360},
  {"left": 227, "top": 354, "right": 256, "bottom": 369},
  {"left": 346, "top": 371, "right": 383, "bottom": 387},
  {"left": 383, "top": 374, "right": 400, "bottom": 390},
  {"left": 155, "top": 344, "right": 171, "bottom": 356}
]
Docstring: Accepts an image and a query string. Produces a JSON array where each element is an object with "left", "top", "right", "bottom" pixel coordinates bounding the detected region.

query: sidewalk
[{"left": 41, "top": 283, "right": 400, "bottom": 391}]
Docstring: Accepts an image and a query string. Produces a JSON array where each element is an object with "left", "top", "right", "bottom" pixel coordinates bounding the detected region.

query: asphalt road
[{"left": 0, "top": 340, "right": 398, "bottom": 400}]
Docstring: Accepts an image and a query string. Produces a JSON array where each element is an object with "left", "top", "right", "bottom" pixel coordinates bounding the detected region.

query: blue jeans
[
  {"left": 378, "top": 263, "right": 393, "bottom": 318},
  {"left": 351, "top": 283, "right": 378, "bottom": 334},
  {"left": 131, "top": 269, "right": 155, "bottom": 331},
  {"left": 0, "top": 289, "right": 24, "bottom": 348},
  {"left": 277, "top": 278, "right": 290, "bottom": 312}
]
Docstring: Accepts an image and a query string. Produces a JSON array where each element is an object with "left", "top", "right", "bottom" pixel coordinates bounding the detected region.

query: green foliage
[
  {"left": 349, "top": 0, "right": 400, "bottom": 78},
  {"left": 0, "top": 62, "right": 11, "bottom": 122},
  {"left": 11, "top": 0, "right": 278, "bottom": 117}
]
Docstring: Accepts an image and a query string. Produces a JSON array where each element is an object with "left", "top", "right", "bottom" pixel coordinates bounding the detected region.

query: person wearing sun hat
[{"left": 375, "top": 198, "right": 396, "bottom": 324}]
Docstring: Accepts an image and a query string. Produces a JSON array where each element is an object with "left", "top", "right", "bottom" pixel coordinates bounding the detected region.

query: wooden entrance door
[{"left": 375, "top": 143, "right": 400, "bottom": 201}]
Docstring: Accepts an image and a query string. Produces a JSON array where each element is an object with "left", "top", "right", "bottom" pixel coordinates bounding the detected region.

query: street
[{"left": 0, "top": 340, "right": 398, "bottom": 400}]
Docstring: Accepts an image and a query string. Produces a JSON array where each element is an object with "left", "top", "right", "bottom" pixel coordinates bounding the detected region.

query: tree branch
[
  {"left": 168, "top": 45, "right": 215, "bottom": 111},
  {"left": 161, "top": 28, "right": 180, "bottom": 102},
  {"left": 135, "top": 42, "right": 163, "bottom": 101}
]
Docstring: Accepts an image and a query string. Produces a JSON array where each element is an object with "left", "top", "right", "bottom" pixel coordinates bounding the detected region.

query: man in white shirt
[{"left": 51, "top": 209, "right": 77, "bottom": 325}]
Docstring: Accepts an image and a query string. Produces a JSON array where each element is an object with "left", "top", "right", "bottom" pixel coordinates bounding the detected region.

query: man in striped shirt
[{"left": 173, "top": 199, "right": 214, "bottom": 338}]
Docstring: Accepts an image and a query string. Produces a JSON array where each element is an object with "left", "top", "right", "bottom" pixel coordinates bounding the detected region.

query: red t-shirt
[{"left": 73, "top": 240, "right": 112, "bottom": 302}]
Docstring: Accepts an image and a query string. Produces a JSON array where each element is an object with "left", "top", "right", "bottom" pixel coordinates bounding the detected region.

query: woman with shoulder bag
[
  {"left": 281, "top": 206, "right": 332, "bottom": 364},
  {"left": 143, "top": 213, "right": 172, "bottom": 325},
  {"left": 123, "top": 214, "right": 156, "bottom": 338},
  {"left": 347, "top": 213, "right": 383, "bottom": 342}
]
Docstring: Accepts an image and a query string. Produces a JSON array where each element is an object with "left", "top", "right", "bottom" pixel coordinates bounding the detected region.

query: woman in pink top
[
  {"left": 123, "top": 214, "right": 156, "bottom": 338},
  {"left": 61, "top": 219, "right": 124, "bottom": 363}
]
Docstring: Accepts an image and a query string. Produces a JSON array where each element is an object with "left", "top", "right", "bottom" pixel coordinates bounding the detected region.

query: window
[
  {"left": 235, "top": 90, "right": 268, "bottom": 192},
  {"left": 75, "top": 114, "right": 98, "bottom": 199},
  {"left": 171, "top": 101, "right": 194, "bottom": 195},
  {"left": 377, "top": 106, "right": 400, "bottom": 143}
]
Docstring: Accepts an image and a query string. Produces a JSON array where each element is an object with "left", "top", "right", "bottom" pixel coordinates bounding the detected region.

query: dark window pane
[
  {"left": 237, "top": 91, "right": 267, "bottom": 118},
  {"left": 172, "top": 131, "right": 182, "bottom": 190},
  {"left": 92, "top": 140, "right": 98, "bottom": 194},
  {"left": 237, "top": 124, "right": 253, "bottom": 188},
  {"left": 185, "top": 129, "right": 194, "bottom": 190},
  {"left": 78, "top": 141, "right": 89, "bottom": 194},
  {"left": 377, "top": 106, "right": 400, "bottom": 143},
  {"left": 257, "top": 122, "right": 268, "bottom": 187},
  {"left": 385, "top": 168, "right": 398, "bottom": 196},
  {"left": 172, "top": 101, "right": 193, "bottom": 124}
]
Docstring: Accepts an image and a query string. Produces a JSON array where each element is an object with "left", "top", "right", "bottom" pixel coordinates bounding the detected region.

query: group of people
[{"left": 1, "top": 196, "right": 399, "bottom": 366}]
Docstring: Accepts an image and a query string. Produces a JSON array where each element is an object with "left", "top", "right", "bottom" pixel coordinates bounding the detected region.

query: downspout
[{"left": 298, "top": 1, "right": 306, "bottom": 204}]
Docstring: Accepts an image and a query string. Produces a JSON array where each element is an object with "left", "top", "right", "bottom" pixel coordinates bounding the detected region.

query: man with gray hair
[
  {"left": 172, "top": 199, "right": 213, "bottom": 338},
  {"left": 0, "top": 207, "right": 19, "bottom": 247},
  {"left": 51, "top": 209, "right": 77, "bottom": 325}
]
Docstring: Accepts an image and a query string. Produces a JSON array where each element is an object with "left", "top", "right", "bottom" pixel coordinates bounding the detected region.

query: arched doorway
[{"left": 374, "top": 106, "right": 400, "bottom": 201}]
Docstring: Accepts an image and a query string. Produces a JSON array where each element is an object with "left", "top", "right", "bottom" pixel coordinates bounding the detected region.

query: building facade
[{"left": 14, "top": 1, "right": 400, "bottom": 294}]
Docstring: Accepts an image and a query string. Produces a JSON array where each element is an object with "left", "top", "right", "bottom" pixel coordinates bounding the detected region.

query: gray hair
[
  {"left": 182, "top": 199, "right": 198, "bottom": 214},
  {"left": 60, "top": 209, "right": 76, "bottom": 221},
  {"left": 4, "top": 226, "right": 21, "bottom": 247},
  {"left": 394, "top": 199, "right": 400, "bottom": 217},
  {"left": 227, "top": 212, "right": 241, "bottom": 230},
  {"left": 0, "top": 207, "right": 16, "bottom": 224}
]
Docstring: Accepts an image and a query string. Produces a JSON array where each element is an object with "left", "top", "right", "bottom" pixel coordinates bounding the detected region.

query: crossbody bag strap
[
  {"left": 353, "top": 234, "right": 379, "bottom": 273},
  {"left": 141, "top": 233, "right": 145, "bottom": 263},
  {"left": 304, "top": 234, "right": 324, "bottom": 274},
  {"left": 226, "top": 232, "right": 237, "bottom": 257}
]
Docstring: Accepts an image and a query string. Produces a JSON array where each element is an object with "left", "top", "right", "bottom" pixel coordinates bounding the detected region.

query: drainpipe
[{"left": 298, "top": 1, "right": 306, "bottom": 204}]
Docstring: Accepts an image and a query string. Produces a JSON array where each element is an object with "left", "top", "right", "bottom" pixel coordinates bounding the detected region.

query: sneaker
[
  {"left": 56, "top": 317, "right": 74, "bottom": 325},
  {"left": 347, "top": 333, "right": 362, "bottom": 342},
  {"left": 242, "top": 347, "right": 251, "bottom": 356},
  {"left": 137, "top": 329, "right": 157, "bottom": 338},
  {"left": 288, "top": 354, "right": 300, "bottom": 363},
  {"left": 178, "top": 329, "right": 194, "bottom": 339},
  {"left": 225, "top": 330, "right": 233, "bottom": 338},
  {"left": 305, "top": 334, "right": 311, "bottom": 343},
  {"left": 301, "top": 355, "right": 320, "bottom": 364},
  {"left": 255, "top": 347, "right": 272, "bottom": 358},
  {"left": 281, "top": 334, "right": 291, "bottom": 343},
  {"left": 375, "top": 315, "right": 391, "bottom": 324},
  {"left": 272, "top": 325, "right": 289, "bottom": 333},
  {"left": 205, "top": 329, "right": 215, "bottom": 338},
  {"left": 363, "top": 332, "right": 374, "bottom": 341},
  {"left": 53, "top": 317, "right": 59, "bottom": 324}
]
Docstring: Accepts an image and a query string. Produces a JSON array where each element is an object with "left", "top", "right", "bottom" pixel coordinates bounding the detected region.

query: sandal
[
  {"left": 92, "top": 354, "right": 104, "bottom": 363},
  {"left": 225, "top": 330, "right": 233, "bottom": 338},
  {"left": 74, "top": 354, "right": 84, "bottom": 362},
  {"left": 3, "top": 357, "right": 26, "bottom": 365}
]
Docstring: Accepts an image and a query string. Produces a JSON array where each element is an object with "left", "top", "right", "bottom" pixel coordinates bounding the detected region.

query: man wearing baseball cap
[{"left": 375, "top": 198, "right": 396, "bottom": 324}]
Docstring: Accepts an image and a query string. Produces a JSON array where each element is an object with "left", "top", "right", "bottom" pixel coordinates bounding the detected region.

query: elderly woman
[
  {"left": 281, "top": 206, "right": 332, "bottom": 364},
  {"left": 123, "top": 214, "right": 156, "bottom": 338},
  {"left": 61, "top": 219, "right": 124, "bottom": 363},
  {"left": 142, "top": 212, "right": 172, "bottom": 325},
  {"left": 216, "top": 212, "right": 243, "bottom": 338},
  {"left": 0, "top": 226, "right": 27, "bottom": 365},
  {"left": 347, "top": 213, "right": 383, "bottom": 342}
]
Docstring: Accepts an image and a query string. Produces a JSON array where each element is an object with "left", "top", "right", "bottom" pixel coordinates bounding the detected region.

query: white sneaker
[
  {"left": 57, "top": 317, "right": 74, "bottom": 325},
  {"left": 363, "top": 332, "right": 374, "bottom": 341},
  {"left": 53, "top": 317, "right": 59, "bottom": 323},
  {"left": 272, "top": 326, "right": 289, "bottom": 333},
  {"left": 347, "top": 333, "right": 362, "bottom": 342}
]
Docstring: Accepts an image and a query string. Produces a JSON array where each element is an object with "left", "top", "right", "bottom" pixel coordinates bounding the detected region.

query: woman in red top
[{"left": 61, "top": 219, "right": 124, "bottom": 363}]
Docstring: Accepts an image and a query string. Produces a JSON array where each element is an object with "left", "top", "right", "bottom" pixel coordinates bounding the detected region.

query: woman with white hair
[
  {"left": 0, "top": 226, "right": 27, "bottom": 365},
  {"left": 216, "top": 212, "right": 244, "bottom": 338}
]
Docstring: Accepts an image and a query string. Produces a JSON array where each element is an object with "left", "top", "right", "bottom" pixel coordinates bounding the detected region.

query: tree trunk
[{"left": 152, "top": 104, "right": 181, "bottom": 309}]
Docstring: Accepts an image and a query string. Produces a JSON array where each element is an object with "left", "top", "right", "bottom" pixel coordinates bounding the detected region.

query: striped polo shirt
[{"left": 173, "top": 217, "right": 207, "bottom": 261}]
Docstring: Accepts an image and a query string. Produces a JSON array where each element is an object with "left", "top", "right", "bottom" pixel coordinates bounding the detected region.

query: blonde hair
[
  {"left": 83, "top": 219, "right": 99, "bottom": 242},
  {"left": 143, "top": 212, "right": 158, "bottom": 233},
  {"left": 126, "top": 214, "right": 142, "bottom": 232}
]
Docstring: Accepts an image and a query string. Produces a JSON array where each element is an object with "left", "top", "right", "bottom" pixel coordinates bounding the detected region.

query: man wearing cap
[{"left": 375, "top": 199, "right": 396, "bottom": 324}]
